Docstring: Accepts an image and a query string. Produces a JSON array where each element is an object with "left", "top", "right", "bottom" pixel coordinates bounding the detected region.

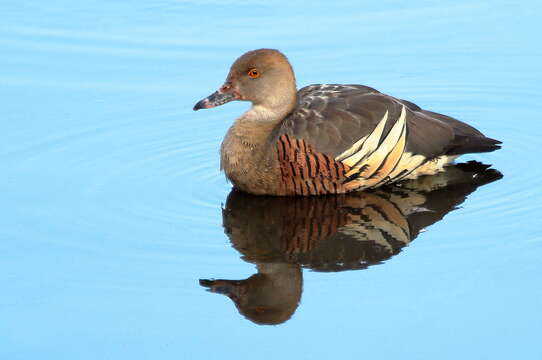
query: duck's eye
[{"left": 247, "top": 69, "right": 260, "bottom": 78}]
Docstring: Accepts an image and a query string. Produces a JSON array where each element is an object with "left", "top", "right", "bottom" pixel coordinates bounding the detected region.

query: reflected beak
[
  {"left": 200, "top": 279, "right": 244, "bottom": 300},
  {"left": 193, "top": 84, "right": 239, "bottom": 111}
]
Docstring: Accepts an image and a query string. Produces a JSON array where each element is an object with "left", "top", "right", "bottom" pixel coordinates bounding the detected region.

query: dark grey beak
[
  {"left": 193, "top": 89, "right": 238, "bottom": 111},
  {"left": 199, "top": 279, "right": 243, "bottom": 300}
]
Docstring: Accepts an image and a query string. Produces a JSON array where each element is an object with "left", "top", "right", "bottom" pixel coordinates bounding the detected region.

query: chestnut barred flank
[{"left": 276, "top": 134, "right": 350, "bottom": 195}]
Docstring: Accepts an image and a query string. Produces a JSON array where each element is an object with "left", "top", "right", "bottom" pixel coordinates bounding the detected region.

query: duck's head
[{"left": 193, "top": 49, "right": 297, "bottom": 114}]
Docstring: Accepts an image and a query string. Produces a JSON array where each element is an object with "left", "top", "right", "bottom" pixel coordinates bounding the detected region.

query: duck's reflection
[{"left": 200, "top": 162, "right": 502, "bottom": 325}]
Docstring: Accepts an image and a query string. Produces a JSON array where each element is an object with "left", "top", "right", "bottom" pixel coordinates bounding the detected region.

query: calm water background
[{"left": 2, "top": 1, "right": 541, "bottom": 359}]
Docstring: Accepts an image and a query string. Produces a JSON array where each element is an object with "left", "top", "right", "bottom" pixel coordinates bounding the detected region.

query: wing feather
[{"left": 277, "top": 84, "right": 500, "bottom": 191}]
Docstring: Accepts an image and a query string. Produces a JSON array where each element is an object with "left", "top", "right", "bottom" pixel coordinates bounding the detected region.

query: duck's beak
[
  {"left": 193, "top": 83, "right": 239, "bottom": 111},
  {"left": 199, "top": 279, "right": 244, "bottom": 300}
]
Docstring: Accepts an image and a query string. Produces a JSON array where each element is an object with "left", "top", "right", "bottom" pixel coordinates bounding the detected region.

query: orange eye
[{"left": 247, "top": 68, "right": 260, "bottom": 78}]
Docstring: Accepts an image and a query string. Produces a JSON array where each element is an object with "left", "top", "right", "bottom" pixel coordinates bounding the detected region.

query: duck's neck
[
  {"left": 221, "top": 103, "right": 294, "bottom": 195},
  {"left": 229, "top": 102, "right": 293, "bottom": 146}
]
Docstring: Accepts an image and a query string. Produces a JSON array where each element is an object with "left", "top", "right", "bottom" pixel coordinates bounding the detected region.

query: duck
[{"left": 193, "top": 49, "right": 501, "bottom": 196}]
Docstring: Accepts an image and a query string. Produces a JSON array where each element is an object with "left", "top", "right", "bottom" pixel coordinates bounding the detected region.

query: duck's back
[{"left": 272, "top": 84, "right": 500, "bottom": 195}]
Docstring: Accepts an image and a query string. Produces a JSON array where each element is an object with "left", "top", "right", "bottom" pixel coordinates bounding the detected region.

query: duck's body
[{"left": 195, "top": 49, "right": 501, "bottom": 196}]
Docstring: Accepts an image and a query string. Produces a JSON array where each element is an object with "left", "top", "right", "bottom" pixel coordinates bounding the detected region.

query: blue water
[{"left": 2, "top": 1, "right": 541, "bottom": 359}]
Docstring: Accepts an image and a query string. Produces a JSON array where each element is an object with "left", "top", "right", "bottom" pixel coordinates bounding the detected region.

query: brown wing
[{"left": 276, "top": 84, "right": 500, "bottom": 193}]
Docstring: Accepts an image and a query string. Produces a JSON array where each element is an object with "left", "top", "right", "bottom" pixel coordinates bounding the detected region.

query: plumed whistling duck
[{"left": 194, "top": 49, "right": 501, "bottom": 196}]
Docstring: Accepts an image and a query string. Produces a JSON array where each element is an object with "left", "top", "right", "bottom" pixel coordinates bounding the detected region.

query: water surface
[{"left": 1, "top": 1, "right": 541, "bottom": 359}]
